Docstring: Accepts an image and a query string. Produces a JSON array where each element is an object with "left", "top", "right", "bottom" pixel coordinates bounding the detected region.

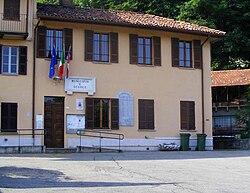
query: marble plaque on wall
[{"left": 117, "top": 91, "right": 134, "bottom": 126}]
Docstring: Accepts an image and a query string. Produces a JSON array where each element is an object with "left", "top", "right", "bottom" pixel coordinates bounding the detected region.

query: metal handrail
[
  {"left": 0, "top": 129, "right": 46, "bottom": 153},
  {"left": 76, "top": 129, "right": 124, "bottom": 152}
]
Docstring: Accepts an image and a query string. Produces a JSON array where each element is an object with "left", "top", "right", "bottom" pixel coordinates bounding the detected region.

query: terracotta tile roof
[
  {"left": 37, "top": 4, "right": 226, "bottom": 37},
  {"left": 211, "top": 69, "right": 250, "bottom": 87}
]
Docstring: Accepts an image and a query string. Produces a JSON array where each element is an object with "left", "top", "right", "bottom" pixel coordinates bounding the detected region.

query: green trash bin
[
  {"left": 180, "top": 133, "right": 191, "bottom": 151},
  {"left": 197, "top": 134, "right": 207, "bottom": 151}
]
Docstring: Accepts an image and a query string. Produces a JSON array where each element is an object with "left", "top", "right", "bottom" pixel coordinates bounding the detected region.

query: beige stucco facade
[
  {"left": 0, "top": 1, "right": 214, "bottom": 151},
  {"left": 34, "top": 21, "right": 213, "bottom": 150}
]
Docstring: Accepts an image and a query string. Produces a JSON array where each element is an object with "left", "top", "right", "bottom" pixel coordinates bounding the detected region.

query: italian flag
[{"left": 58, "top": 47, "right": 65, "bottom": 79}]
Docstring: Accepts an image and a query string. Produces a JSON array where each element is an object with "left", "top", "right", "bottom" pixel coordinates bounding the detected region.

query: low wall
[{"left": 0, "top": 146, "right": 45, "bottom": 154}]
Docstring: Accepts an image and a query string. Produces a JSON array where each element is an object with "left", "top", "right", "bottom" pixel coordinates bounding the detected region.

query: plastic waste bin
[
  {"left": 180, "top": 133, "right": 191, "bottom": 151},
  {"left": 197, "top": 134, "right": 207, "bottom": 151}
]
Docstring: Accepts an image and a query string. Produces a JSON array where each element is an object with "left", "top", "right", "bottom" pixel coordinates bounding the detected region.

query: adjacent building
[
  {"left": 211, "top": 69, "right": 250, "bottom": 136},
  {"left": 0, "top": 0, "right": 226, "bottom": 151}
]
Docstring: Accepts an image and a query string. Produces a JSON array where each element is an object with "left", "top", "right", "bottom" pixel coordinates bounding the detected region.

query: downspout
[
  {"left": 32, "top": 18, "right": 41, "bottom": 143},
  {"left": 201, "top": 35, "right": 210, "bottom": 134}
]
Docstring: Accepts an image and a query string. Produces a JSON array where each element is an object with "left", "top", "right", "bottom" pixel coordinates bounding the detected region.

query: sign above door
[{"left": 65, "top": 76, "right": 96, "bottom": 95}]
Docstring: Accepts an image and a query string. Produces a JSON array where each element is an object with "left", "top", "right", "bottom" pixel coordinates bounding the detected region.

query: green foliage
[{"left": 37, "top": 0, "right": 59, "bottom": 4}]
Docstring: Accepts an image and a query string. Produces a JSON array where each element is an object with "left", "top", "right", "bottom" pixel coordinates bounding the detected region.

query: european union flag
[{"left": 48, "top": 46, "right": 57, "bottom": 79}]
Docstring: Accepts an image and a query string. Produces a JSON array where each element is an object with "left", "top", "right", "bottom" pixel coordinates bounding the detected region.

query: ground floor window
[
  {"left": 138, "top": 99, "right": 154, "bottom": 130},
  {"left": 180, "top": 101, "right": 195, "bottom": 130},
  {"left": 1, "top": 103, "right": 17, "bottom": 132},
  {"left": 85, "top": 98, "right": 119, "bottom": 130}
]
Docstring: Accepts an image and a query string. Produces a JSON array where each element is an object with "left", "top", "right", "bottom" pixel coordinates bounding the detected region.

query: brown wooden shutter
[
  {"left": 180, "top": 101, "right": 188, "bottom": 130},
  {"left": 19, "top": 46, "right": 27, "bottom": 75},
  {"left": 180, "top": 101, "right": 195, "bottom": 130},
  {"left": 171, "top": 38, "right": 179, "bottom": 67},
  {"left": 85, "top": 98, "right": 94, "bottom": 129},
  {"left": 12, "top": 0, "right": 20, "bottom": 20},
  {"left": 129, "top": 34, "right": 138, "bottom": 64},
  {"left": 139, "top": 99, "right": 154, "bottom": 129},
  {"left": 85, "top": 30, "right": 94, "bottom": 61},
  {"left": 110, "top": 32, "right": 119, "bottom": 63},
  {"left": 64, "top": 28, "right": 73, "bottom": 60},
  {"left": 1, "top": 103, "right": 17, "bottom": 132},
  {"left": 188, "top": 101, "right": 195, "bottom": 130},
  {"left": 0, "top": 45, "right": 2, "bottom": 74},
  {"left": 153, "top": 36, "right": 161, "bottom": 66},
  {"left": 193, "top": 40, "right": 202, "bottom": 69},
  {"left": 37, "top": 26, "right": 47, "bottom": 58},
  {"left": 111, "top": 99, "right": 119, "bottom": 130},
  {"left": 147, "top": 100, "right": 155, "bottom": 129}
]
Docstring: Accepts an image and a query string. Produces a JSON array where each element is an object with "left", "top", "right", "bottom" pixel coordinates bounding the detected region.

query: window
[
  {"left": 2, "top": 46, "right": 18, "bottom": 74},
  {"left": 37, "top": 27, "right": 73, "bottom": 59},
  {"left": 179, "top": 41, "right": 192, "bottom": 67},
  {"left": 93, "top": 33, "right": 109, "bottom": 62},
  {"left": 4, "top": 0, "right": 20, "bottom": 20},
  {"left": 1, "top": 103, "right": 18, "bottom": 132},
  {"left": 0, "top": 46, "right": 27, "bottom": 75},
  {"left": 138, "top": 99, "right": 154, "bottom": 130},
  {"left": 172, "top": 38, "right": 202, "bottom": 69},
  {"left": 130, "top": 35, "right": 161, "bottom": 66},
  {"left": 46, "top": 29, "right": 63, "bottom": 58},
  {"left": 180, "top": 101, "right": 195, "bottom": 130},
  {"left": 138, "top": 37, "right": 152, "bottom": 65},
  {"left": 85, "top": 30, "right": 118, "bottom": 63},
  {"left": 85, "top": 98, "right": 119, "bottom": 129}
]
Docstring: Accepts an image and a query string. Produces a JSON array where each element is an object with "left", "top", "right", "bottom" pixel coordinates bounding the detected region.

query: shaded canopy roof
[
  {"left": 211, "top": 69, "right": 250, "bottom": 87},
  {"left": 37, "top": 4, "right": 226, "bottom": 37}
]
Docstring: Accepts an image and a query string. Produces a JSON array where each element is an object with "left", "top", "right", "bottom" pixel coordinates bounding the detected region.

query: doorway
[{"left": 44, "top": 97, "right": 64, "bottom": 148}]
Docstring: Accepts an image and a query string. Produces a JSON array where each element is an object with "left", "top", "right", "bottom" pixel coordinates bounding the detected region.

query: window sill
[
  {"left": 0, "top": 132, "right": 18, "bottom": 135},
  {"left": 177, "top": 67, "right": 195, "bottom": 70},
  {"left": 138, "top": 129, "right": 156, "bottom": 132},
  {"left": 179, "top": 130, "right": 197, "bottom": 132},
  {"left": 93, "top": 61, "right": 111, "bottom": 65},
  {"left": 1, "top": 73, "right": 18, "bottom": 76}
]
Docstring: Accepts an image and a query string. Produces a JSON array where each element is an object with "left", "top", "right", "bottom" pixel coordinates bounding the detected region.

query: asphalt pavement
[{"left": 0, "top": 150, "right": 250, "bottom": 193}]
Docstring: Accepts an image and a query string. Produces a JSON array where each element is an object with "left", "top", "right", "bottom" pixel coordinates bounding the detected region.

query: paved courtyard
[{"left": 0, "top": 150, "right": 250, "bottom": 193}]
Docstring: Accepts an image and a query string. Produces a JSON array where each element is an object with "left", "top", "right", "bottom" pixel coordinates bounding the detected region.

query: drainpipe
[
  {"left": 32, "top": 19, "right": 41, "bottom": 144},
  {"left": 201, "top": 35, "right": 210, "bottom": 134}
]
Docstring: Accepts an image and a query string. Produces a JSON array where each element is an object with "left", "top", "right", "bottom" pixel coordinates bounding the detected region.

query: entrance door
[{"left": 44, "top": 97, "right": 64, "bottom": 148}]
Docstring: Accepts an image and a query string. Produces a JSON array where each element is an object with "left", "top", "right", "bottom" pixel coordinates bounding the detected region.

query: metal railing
[
  {"left": 76, "top": 129, "right": 124, "bottom": 152},
  {"left": 0, "top": 13, "right": 27, "bottom": 33},
  {"left": 0, "top": 129, "right": 46, "bottom": 153}
]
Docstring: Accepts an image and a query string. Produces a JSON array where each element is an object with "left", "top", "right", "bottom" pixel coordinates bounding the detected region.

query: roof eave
[{"left": 37, "top": 15, "right": 226, "bottom": 38}]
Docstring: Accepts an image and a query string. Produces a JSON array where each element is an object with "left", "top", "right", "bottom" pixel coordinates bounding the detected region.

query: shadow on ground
[{"left": 0, "top": 166, "right": 177, "bottom": 189}]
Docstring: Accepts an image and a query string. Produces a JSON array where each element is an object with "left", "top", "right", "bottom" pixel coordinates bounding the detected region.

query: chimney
[{"left": 60, "top": 0, "right": 73, "bottom": 7}]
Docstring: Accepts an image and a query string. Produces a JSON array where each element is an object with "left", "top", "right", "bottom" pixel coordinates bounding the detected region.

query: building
[
  {"left": 0, "top": 0, "right": 37, "bottom": 149},
  {"left": 211, "top": 69, "right": 250, "bottom": 136},
  {"left": 0, "top": 0, "right": 226, "bottom": 151}
]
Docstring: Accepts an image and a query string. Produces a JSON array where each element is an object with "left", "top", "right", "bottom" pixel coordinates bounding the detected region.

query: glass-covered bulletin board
[{"left": 66, "top": 114, "right": 85, "bottom": 134}]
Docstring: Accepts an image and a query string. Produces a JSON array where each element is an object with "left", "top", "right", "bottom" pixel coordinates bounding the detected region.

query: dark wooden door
[{"left": 44, "top": 97, "right": 64, "bottom": 148}]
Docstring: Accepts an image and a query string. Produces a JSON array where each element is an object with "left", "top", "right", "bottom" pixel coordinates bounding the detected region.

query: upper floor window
[
  {"left": 179, "top": 41, "right": 192, "bottom": 68},
  {"left": 4, "top": 0, "right": 20, "bottom": 20},
  {"left": 172, "top": 38, "right": 202, "bottom": 69},
  {"left": 93, "top": 33, "right": 109, "bottom": 62},
  {"left": 0, "top": 45, "right": 27, "bottom": 75},
  {"left": 1, "top": 103, "right": 18, "bottom": 132},
  {"left": 46, "top": 29, "right": 63, "bottom": 58},
  {"left": 85, "top": 98, "right": 119, "bottom": 130},
  {"left": 130, "top": 34, "right": 161, "bottom": 66},
  {"left": 138, "top": 37, "right": 152, "bottom": 65},
  {"left": 2, "top": 46, "right": 18, "bottom": 74},
  {"left": 37, "top": 26, "right": 73, "bottom": 59},
  {"left": 85, "top": 30, "right": 118, "bottom": 63}
]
